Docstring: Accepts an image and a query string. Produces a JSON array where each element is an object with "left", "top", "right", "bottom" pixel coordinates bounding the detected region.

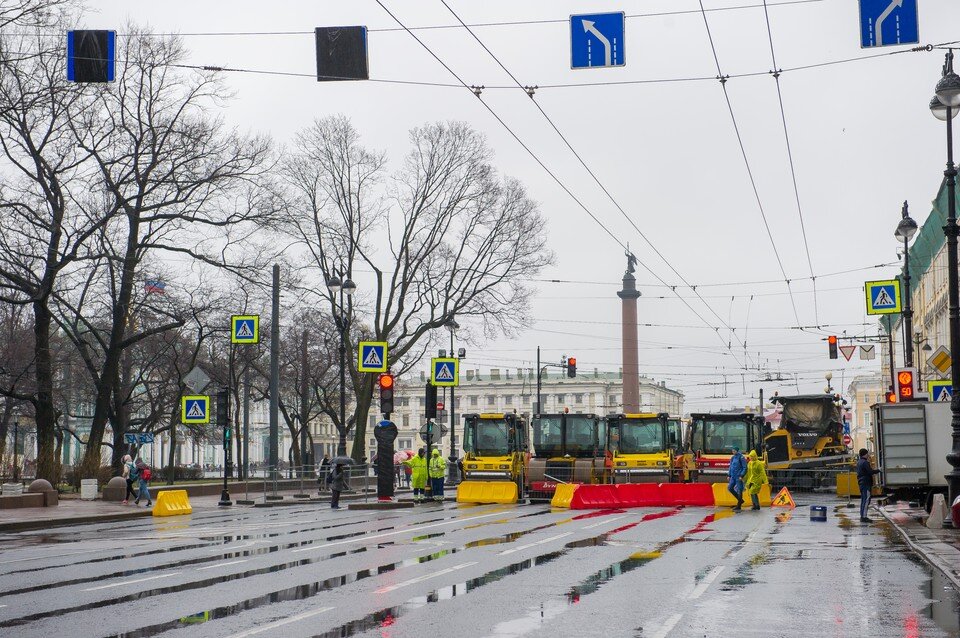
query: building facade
[{"left": 846, "top": 373, "right": 884, "bottom": 452}]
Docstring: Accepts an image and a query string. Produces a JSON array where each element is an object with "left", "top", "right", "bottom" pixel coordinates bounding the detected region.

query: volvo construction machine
[
  {"left": 526, "top": 413, "right": 606, "bottom": 500},
  {"left": 686, "top": 412, "right": 764, "bottom": 482},
  {"left": 606, "top": 413, "right": 690, "bottom": 483},
  {"left": 765, "top": 394, "right": 850, "bottom": 487},
  {"left": 457, "top": 412, "right": 529, "bottom": 504}
]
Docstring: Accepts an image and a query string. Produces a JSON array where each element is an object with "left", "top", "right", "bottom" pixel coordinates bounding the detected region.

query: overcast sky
[{"left": 83, "top": 0, "right": 960, "bottom": 411}]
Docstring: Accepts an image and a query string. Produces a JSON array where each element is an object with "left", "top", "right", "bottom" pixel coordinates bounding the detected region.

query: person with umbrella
[{"left": 329, "top": 456, "right": 352, "bottom": 509}]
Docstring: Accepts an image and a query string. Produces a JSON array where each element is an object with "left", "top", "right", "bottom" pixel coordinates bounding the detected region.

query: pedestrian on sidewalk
[
  {"left": 329, "top": 461, "right": 349, "bottom": 510},
  {"left": 429, "top": 449, "right": 446, "bottom": 503},
  {"left": 403, "top": 448, "right": 427, "bottom": 503},
  {"left": 134, "top": 459, "right": 153, "bottom": 507},
  {"left": 121, "top": 454, "right": 138, "bottom": 505},
  {"left": 727, "top": 446, "right": 747, "bottom": 511},
  {"left": 745, "top": 450, "right": 767, "bottom": 511},
  {"left": 318, "top": 454, "right": 330, "bottom": 492},
  {"left": 856, "top": 448, "right": 881, "bottom": 522}
]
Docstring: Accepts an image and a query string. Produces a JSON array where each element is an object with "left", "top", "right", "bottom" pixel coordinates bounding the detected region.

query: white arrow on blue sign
[
  {"left": 570, "top": 12, "right": 625, "bottom": 69},
  {"left": 859, "top": 0, "right": 919, "bottom": 48}
]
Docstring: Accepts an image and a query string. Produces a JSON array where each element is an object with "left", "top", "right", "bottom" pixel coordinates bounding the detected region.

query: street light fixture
[
  {"left": 328, "top": 268, "right": 356, "bottom": 456},
  {"left": 930, "top": 50, "right": 960, "bottom": 508},
  {"left": 896, "top": 201, "right": 919, "bottom": 367}
]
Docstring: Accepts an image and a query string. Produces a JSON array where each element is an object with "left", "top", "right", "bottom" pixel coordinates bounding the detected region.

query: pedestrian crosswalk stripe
[
  {"left": 435, "top": 363, "right": 454, "bottom": 381},
  {"left": 363, "top": 347, "right": 382, "bottom": 367},
  {"left": 186, "top": 401, "right": 205, "bottom": 418},
  {"left": 235, "top": 321, "right": 254, "bottom": 339}
]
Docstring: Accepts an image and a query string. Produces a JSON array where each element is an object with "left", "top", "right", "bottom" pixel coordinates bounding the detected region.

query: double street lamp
[
  {"left": 929, "top": 50, "right": 960, "bottom": 505},
  {"left": 327, "top": 269, "right": 357, "bottom": 457},
  {"left": 896, "top": 201, "right": 919, "bottom": 367}
]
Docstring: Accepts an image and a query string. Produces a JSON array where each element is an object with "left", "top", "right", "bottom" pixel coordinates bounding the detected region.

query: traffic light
[
  {"left": 828, "top": 335, "right": 838, "bottom": 359},
  {"left": 885, "top": 390, "right": 897, "bottom": 403},
  {"left": 896, "top": 369, "right": 916, "bottom": 402},
  {"left": 379, "top": 373, "right": 395, "bottom": 415},
  {"left": 425, "top": 382, "right": 437, "bottom": 419},
  {"left": 567, "top": 357, "right": 577, "bottom": 378}
]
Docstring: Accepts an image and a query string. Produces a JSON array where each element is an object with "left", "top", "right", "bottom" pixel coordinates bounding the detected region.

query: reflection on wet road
[{"left": 0, "top": 499, "right": 956, "bottom": 637}]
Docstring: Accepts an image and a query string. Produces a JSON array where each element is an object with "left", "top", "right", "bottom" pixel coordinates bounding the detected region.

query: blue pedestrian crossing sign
[
  {"left": 570, "top": 12, "right": 625, "bottom": 69},
  {"left": 358, "top": 341, "right": 388, "bottom": 373},
  {"left": 182, "top": 395, "right": 210, "bottom": 424},
  {"left": 231, "top": 315, "right": 260, "bottom": 344},
  {"left": 858, "top": 0, "right": 919, "bottom": 48},
  {"left": 431, "top": 357, "right": 459, "bottom": 387},
  {"left": 865, "top": 279, "right": 902, "bottom": 315},
  {"left": 927, "top": 380, "right": 953, "bottom": 403}
]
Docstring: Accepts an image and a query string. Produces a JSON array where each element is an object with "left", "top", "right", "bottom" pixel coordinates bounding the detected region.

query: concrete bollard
[{"left": 927, "top": 493, "right": 949, "bottom": 530}]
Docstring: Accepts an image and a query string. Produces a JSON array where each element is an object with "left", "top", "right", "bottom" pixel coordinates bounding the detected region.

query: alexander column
[{"left": 618, "top": 251, "right": 641, "bottom": 412}]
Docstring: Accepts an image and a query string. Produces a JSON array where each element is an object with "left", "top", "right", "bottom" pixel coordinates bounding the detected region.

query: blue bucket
[{"left": 810, "top": 505, "right": 827, "bottom": 521}]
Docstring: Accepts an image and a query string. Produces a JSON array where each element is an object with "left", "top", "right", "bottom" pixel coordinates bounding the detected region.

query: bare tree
[
  {"left": 66, "top": 29, "right": 276, "bottom": 478},
  {"left": 280, "top": 117, "right": 552, "bottom": 459}
]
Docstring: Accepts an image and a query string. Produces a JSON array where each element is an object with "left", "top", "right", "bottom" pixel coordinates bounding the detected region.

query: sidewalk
[
  {"left": 878, "top": 502, "right": 960, "bottom": 591},
  {"left": 0, "top": 485, "right": 414, "bottom": 533}
]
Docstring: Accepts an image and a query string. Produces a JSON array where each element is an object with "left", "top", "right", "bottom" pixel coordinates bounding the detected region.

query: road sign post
[
  {"left": 570, "top": 12, "right": 625, "bottom": 69},
  {"left": 859, "top": 0, "right": 919, "bottom": 48}
]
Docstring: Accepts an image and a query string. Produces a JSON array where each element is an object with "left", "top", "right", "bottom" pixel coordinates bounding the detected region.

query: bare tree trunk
[{"left": 33, "top": 301, "right": 57, "bottom": 483}]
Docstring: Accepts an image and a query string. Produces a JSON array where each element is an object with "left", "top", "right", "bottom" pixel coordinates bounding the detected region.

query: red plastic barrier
[
  {"left": 658, "top": 482, "right": 715, "bottom": 506},
  {"left": 568, "top": 484, "right": 622, "bottom": 509},
  {"left": 615, "top": 483, "right": 662, "bottom": 507}
]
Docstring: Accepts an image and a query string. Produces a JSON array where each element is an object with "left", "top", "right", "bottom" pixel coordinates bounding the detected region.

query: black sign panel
[
  {"left": 67, "top": 30, "right": 115, "bottom": 83},
  {"left": 315, "top": 26, "right": 369, "bottom": 81}
]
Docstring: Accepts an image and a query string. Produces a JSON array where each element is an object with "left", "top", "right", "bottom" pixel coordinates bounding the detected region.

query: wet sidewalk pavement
[
  {"left": 0, "top": 485, "right": 413, "bottom": 532},
  {"left": 879, "top": 501, "right": 960, "bottom": 590}
]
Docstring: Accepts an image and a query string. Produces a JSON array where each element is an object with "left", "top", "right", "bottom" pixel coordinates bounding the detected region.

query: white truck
[{"left": 871, "top": 400, "right": 952, "bottom": 510}]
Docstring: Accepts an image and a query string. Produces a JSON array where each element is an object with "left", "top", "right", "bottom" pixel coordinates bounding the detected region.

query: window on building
[
  {"left": 418, "top": 397, "right": 425, "bottom": 406},
  {"left": 399, "top": 397, "right": 409, "bottom": 407},
  {"left": 504, "top": 395, "right": 514, "bottom": 405},
  {"left": 455, "top": 396, "right": 461, "bottom": 408},
  {"left": 399, "top": 439, "right": 411, "bottom": 450},
  {"left": 470, "top": 396, "right": 478, "bottom": 406},
  {"left": 574, "top": 394, "right": 583, "bottom": 404},
  {"left": 402, "top": 414, "right": 410, "bottom": 428},
  {"left": 369, "top": 438, "right": 376, "bottom": 447},
  {"left": 486, "top": 395, "right": 496, "bottom": 406},
  {"left": 369, "top": 415, "right": 377, "bottom": 427},
  {"left": 556, "top": 394, "right": 566, "bottom": 406}
]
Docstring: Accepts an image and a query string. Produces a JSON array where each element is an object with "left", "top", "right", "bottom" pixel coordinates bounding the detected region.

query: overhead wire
[
  {"left": 761, "top": 0, "right": 820, "bottom": 327},
  {"left": 437, "top": 0, "right": 751, "bottom": 369},
  {"left": 697, "top": 0, "right": 803, "bottom": 329}
]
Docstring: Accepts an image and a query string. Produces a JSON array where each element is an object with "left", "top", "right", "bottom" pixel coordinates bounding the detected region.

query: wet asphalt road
[{"left": 0, "top": 498, "right": 957, "bottom": 638}]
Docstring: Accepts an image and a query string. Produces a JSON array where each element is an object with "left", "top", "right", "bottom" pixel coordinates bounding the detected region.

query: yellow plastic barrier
[
  {"left": 456, "top": 481, "right": 518, "bottom": 504},
  {"left": 152, "top": 489, "right": 193, "bottom": 517},
  {"left": 712, "top": 482, "right": 772, "bottom": 507},
  {"left": 550, "top": 483, "right": 579, "bottom": 508},
  {"left": 836, "top": 473, "right": 882, "bottom": 497}
]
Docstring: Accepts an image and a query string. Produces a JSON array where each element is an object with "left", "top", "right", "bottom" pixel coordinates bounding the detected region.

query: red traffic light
[
  {"left": 896, "top": 369, "right": 915, "bottom": 402},
  {"left": 885, "top": 391, "right": 897, "bottom": 403},
  {"left": 828, "top": 335, "right": 838, "bottom": 359},
  {"left": 378, "top": 373, "right": 394, "bottom": 389}
]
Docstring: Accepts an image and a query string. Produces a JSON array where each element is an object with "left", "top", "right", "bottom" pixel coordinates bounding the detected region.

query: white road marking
[
  {"left": 196, "top": 559, "right": 248, "bottom": 571},
  {"left": 291, "top": 512, "right": 502, "bottom": 554},
  {"left": 230, "top": 606, "right": 335, "bottom": 637},
  {"left": 499, "top": 533, "right": 573, "bottom": 556},
  {"left": 83, "top": 572, "right": 181, "bottom": 591},
  {"left": 648, "top": 613, "right": 683, "bottom": 638},
  {"left": 583, "top": 515, "right": 627, "bottom": 529},
  {"left": 687, "top": 566, "right": 725, "bottom": 600},
  {"left": 375, "top": 561, "right": 478, "bottom": 594}
]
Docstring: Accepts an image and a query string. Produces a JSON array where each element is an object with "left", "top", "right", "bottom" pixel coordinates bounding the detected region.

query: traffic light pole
[
  {"left": 534, "top": 346, "right": 575, "bottom": 414},
  {"left": 218, "top": 388, "right": 232, "bottom": 507}
]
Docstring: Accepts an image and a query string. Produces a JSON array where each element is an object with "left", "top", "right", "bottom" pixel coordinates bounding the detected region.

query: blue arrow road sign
[
  {"left": 571, "top": 12, "right": 625, "bottom": 69},
  {"left": 859, "top": 0, "right": 918, "bottom": 48}
]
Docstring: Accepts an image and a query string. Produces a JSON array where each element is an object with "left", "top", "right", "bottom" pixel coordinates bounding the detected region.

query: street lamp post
[
  {"left": 896, "top": 201, "right": 919, "bottom": 367},
  {"left": 327, "top": 269, "right": 357, "bottom": 457},
  {"left": 11, "top": 416, "right": 19, "bottom": 483},
  {"left": 930, "top": 50, "right": 960, "bottom": 506},
  {"left": 914, "top": 332, "right": 933, "bottom": 385},
  {"left": 445, "top": 318, "right": 462, "bottom": 485}
]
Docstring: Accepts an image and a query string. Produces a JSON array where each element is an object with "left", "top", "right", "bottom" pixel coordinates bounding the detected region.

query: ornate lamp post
[{"left": 327, "top": 270, "right": 357, "bottom": 456}]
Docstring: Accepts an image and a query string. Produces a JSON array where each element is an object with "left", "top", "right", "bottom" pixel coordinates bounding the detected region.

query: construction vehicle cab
[
  {"left": 606, "top": 413, "right": 686, "bottom": 483},
  {"left": 765, "top": 394, "right": 847, "bottom": 471},
  {"left": 527, "top": 413, "right": 605, "bottom": 499},
  {"left": 687, "top": 413, "right": 763, "bottom": 482},
  {"left": 457, "top": 413, "right": 529, "bottom": 504}
]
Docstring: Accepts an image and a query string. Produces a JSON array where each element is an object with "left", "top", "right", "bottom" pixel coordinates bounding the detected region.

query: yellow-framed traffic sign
[
  {"left": 864, "top": 279, "right": 901, "bottom": 315},
  {"left": 231, "top": 315, "right": 260, "bottom": 344},
  {"left": 181, "top": 395, "right": 210, "bottom": 424},
  {"left": 358, "top": 341, "right": 388, "bottom": 373}
]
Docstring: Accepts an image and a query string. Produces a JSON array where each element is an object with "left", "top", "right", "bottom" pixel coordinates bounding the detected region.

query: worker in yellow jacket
[
  {"left": 746, "top": 450, "right": 768, "bottom": 511},
  {"left": 403, "top": 449, "right": 428, "bottom": 503},
  {"left": 429, "top": 448, "right": 446, "bottom": 502}
]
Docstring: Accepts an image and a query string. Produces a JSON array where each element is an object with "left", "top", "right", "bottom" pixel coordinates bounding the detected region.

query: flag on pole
[{"left": 145, "top": 280, "right": 166, "bottom": 295}]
